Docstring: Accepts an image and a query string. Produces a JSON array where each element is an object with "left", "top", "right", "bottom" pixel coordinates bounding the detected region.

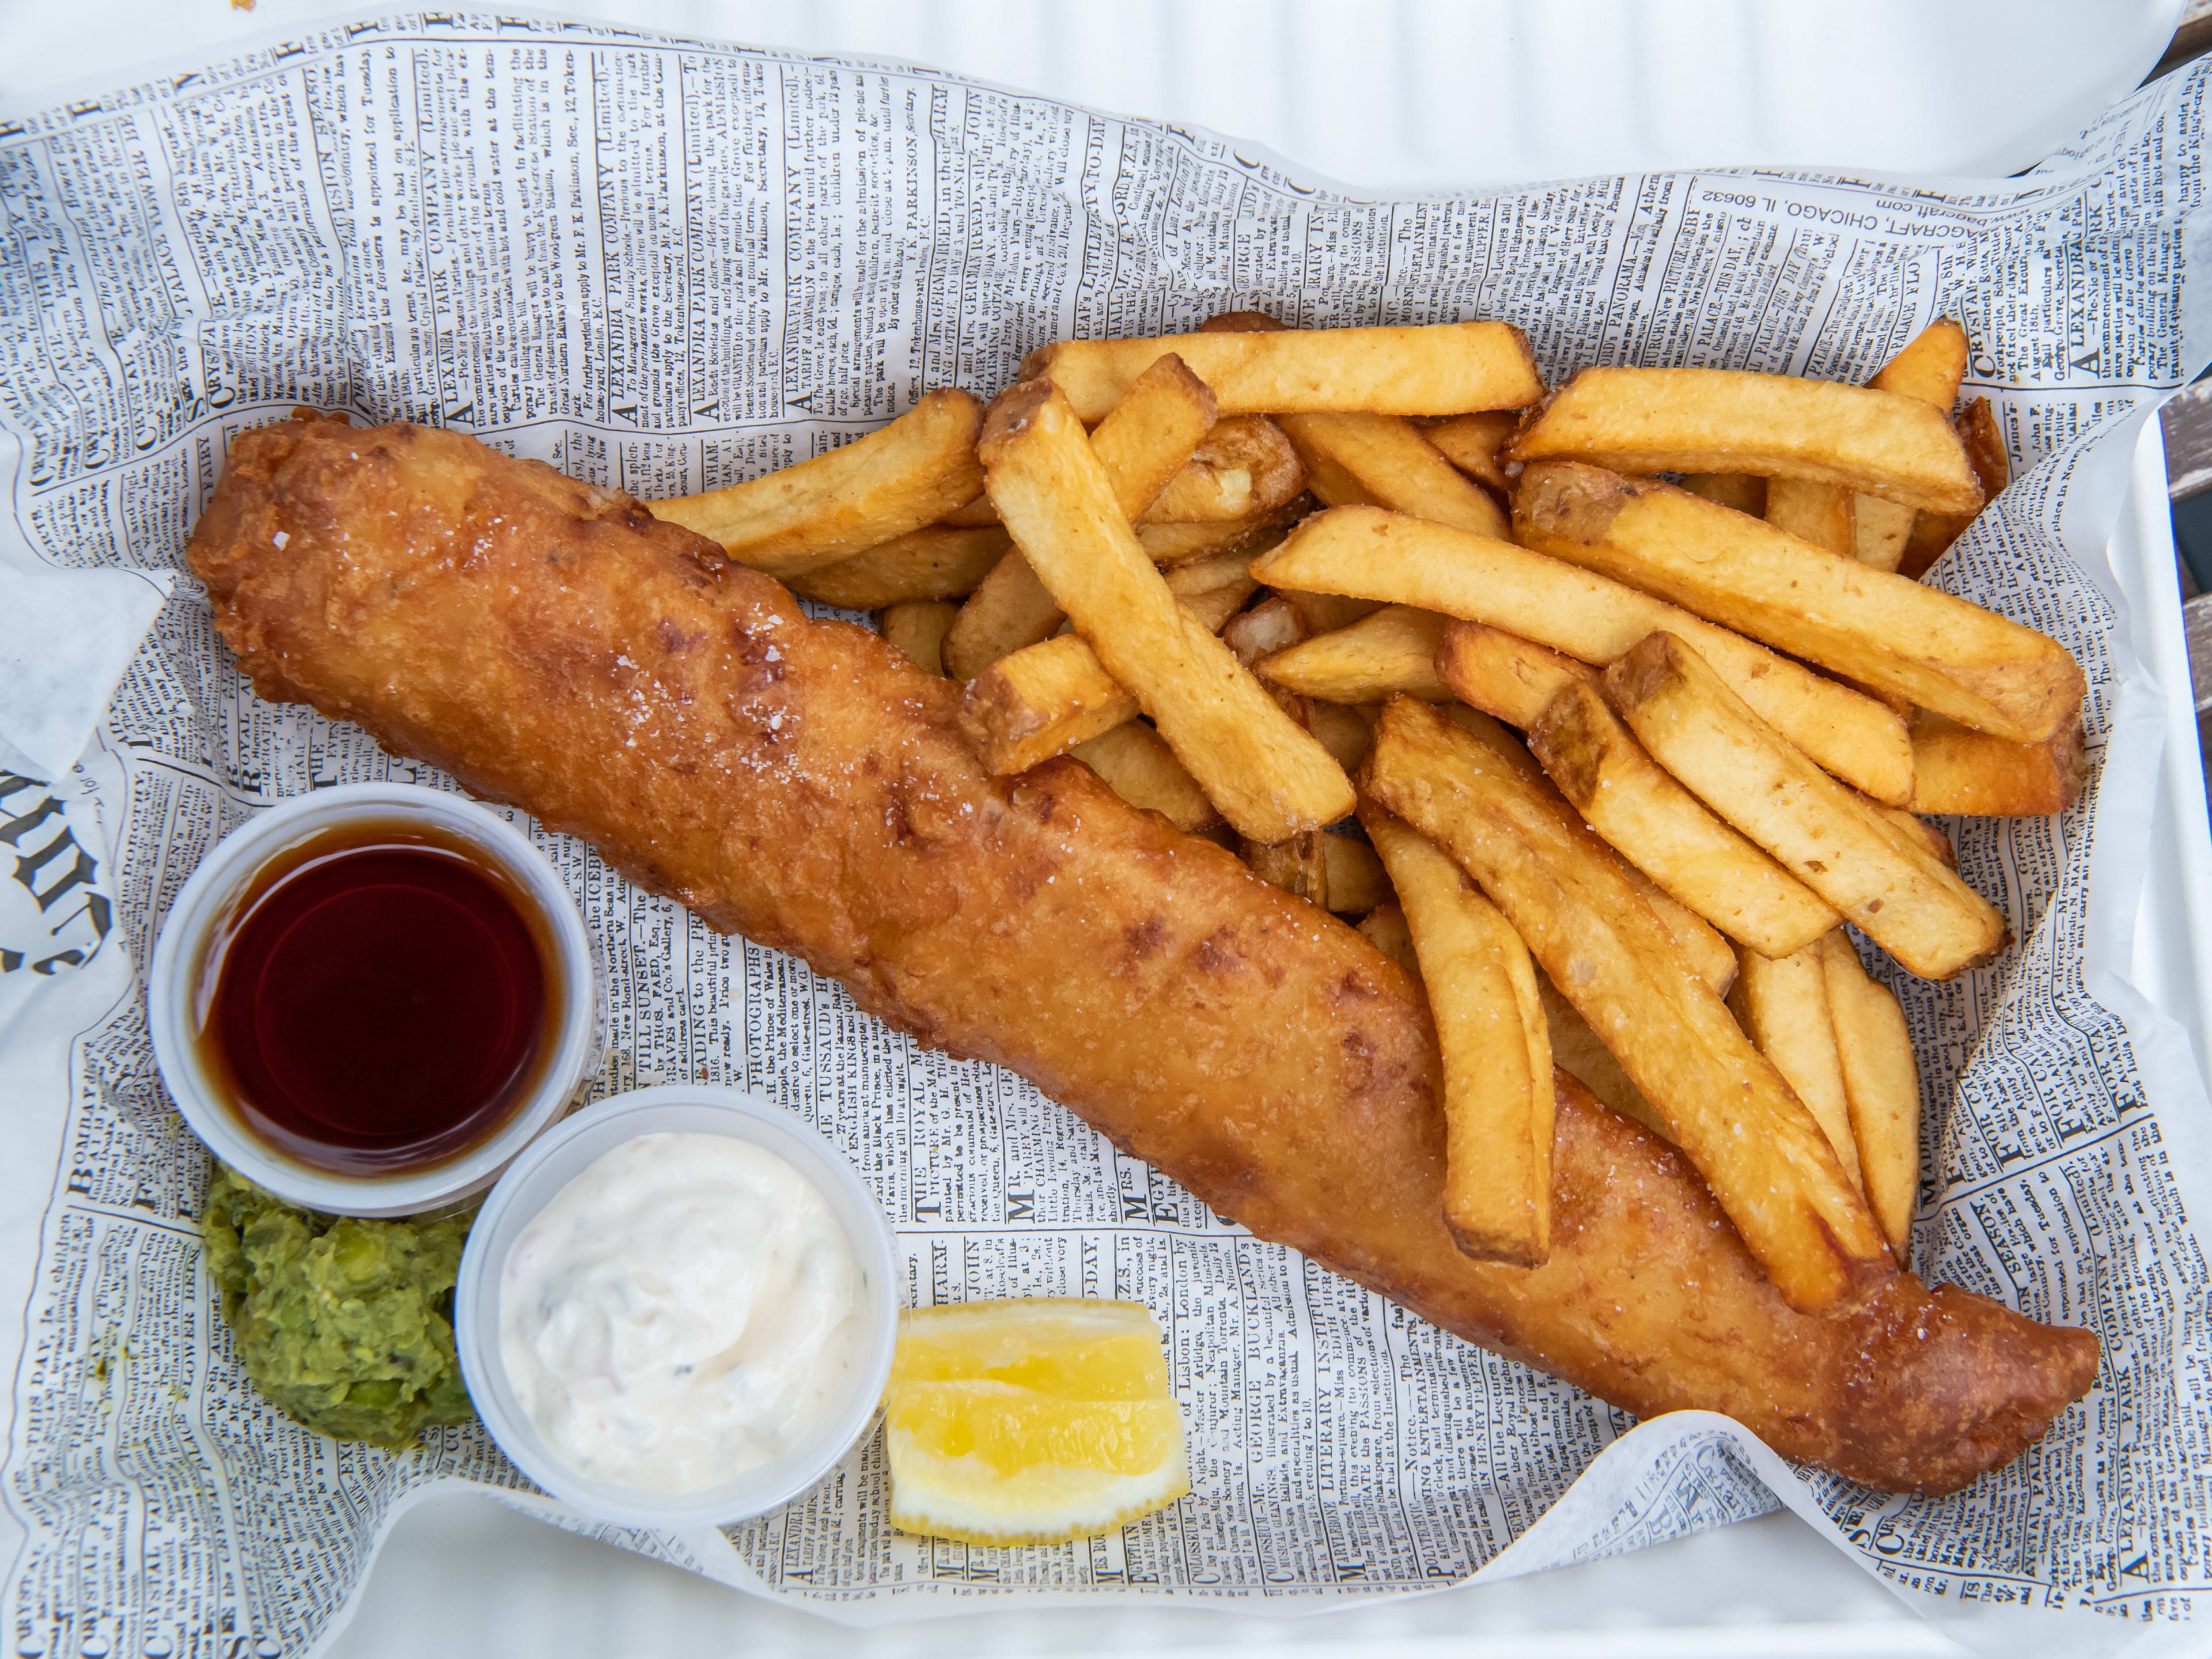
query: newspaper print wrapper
[{"left": 0, "top": 14, "right": 2209, "bottom": 1655}]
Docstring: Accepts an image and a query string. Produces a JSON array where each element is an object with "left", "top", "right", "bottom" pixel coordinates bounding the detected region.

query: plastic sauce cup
[
  {"left": 453, "top": 1085, "right": 900, "bottom": 1529},
  {"left": 149, "top": 782, "right": 601, "bottom": 1218}
]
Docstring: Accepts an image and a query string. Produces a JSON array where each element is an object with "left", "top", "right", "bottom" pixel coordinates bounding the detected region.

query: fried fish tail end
[{"left": 188, "top": 419, "right": 2097, "bottom": 1495}]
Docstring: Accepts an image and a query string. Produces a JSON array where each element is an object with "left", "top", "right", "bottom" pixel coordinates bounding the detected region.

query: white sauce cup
[
  {"left": 148, "top": 782, "right": 602, "bottom": 1217},
  {"left": 453, "top": 1085, "right": 900, "bottom": 1529}
]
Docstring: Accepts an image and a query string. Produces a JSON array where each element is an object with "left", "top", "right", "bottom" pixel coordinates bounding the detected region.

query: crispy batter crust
[{"left": 188, "top": 420, "right": 2099, "bottom": 1494}]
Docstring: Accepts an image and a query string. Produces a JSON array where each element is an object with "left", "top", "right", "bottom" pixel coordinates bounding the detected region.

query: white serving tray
[{"left": 0, "top": 3, "right": 2194, "bottom": 1654}]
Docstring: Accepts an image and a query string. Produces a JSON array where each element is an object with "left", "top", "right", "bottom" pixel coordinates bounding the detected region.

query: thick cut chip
[
  {"left": 979, "top": 381, "right": 1352, "bottom": 839},
  {"left": 1362, "top": 805, "right": 1554, "bottom": 1267},
  {"left": 1819, "top": 931, "right": 1923, "bottom": 1264},
  {"left": 1070, "top": 722, "right": 1221, "bottom": 833},
  {"left": 1356, "top": 902, "right": 1419, "bottom": 978},
  {"left": 1279, "top": 412, "right": 1510, "bottom": 539},
  {"left": 1605, "top": 632, "right": 2008, "bottom": 980},
  {"left": 1243, "top": 831, "right": 1391, "bottom": 914},
  {"left": 1506, "top": 367, "right": 1982, "bottom": 512},
  {"left": 885, "top": 1300, "right": 1190, "bottom": 1547},
  {"left": 1434, "top": 620, "right": 1599, "bottom": 728},
  {"left": 1277, "top": 590, "right": 1386, "bottom": 635},
  {"left": 1869, "top": 318, "right": 1968, "bottom": 410},
  {"left": 1024, "top": 321, "right": 1546, "bottom": 422},
  {"left": 1900, "top": 399, "right": 2012, "bottom": 579},
  {"left": 1679, "top": 473, "right": 1767, "bottom": 516},
  {"left": 1141, "top": 415, "right": 1307, "bottom": 522},
  {"left": 1535, "top": 972, "right": 1669, "bottom": 1142},
  {"left": 1423, "top": 411, "right": 1518, "bottom": 491},
  {"left": 945, "top": 551, "right": 1069, "bottom": 682},
  {"left": 1221, "top": 596, "right": 1309, "bottom": 668},
  {"left": 1529, "top": 681, "right": 1840, "bottom": 958},
  {"left": 1359, "top": 697, "right": 1892, "bottom": 1314},
  {"left": 881, "top": 600, "right": 959, "bottom": 676},
  {"left": 653, "top": 388, "right": 986, "bottom": 578},
  {"left": 1766, "top": 478, "right": 1855, "bottom": 558},
  {"left": 1306, "top": 700, "right": 1376, "bottom": 772},
  {"left": 1252, "top": 505, "right": 1913, "bottom": 802},
  {"left": 1729, "top": 940, "right": 1863, "bottom": 1193},
  {"left": 1514, "top": 463, "right": 2083, "bottom": 744},
  {"left": 1256, "top": 605, "right": 1453, "bottom": 704},
  {"left": 960, "top": 633, "right": 1140, "bottom": 772},
  {"left": 791, "top": 526, "right": 1011, "bottom": 608},
  {"left": 1908, "top": 709, "right": 2088, "bottom": 817}
]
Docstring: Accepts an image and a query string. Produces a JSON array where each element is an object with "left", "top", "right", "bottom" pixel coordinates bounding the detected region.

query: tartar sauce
[{"left": 498, "top": 1132, "right": 863, "bottom": 1494}]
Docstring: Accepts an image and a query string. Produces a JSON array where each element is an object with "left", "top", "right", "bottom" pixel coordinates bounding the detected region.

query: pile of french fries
[{"left": 650, "top": 312, "right": 2088, "bottom": 1318}]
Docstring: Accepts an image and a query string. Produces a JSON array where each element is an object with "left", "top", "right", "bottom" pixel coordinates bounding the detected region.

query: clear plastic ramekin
[
  {"left": 147, "top": 782, "right": 601, "bottom": 1217},
  {"left": 452, "top": 1085, "right": 900, "bottom": 1529}
]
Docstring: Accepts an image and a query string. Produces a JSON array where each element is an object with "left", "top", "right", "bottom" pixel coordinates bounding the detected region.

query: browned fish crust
[{"left": 188, "top": 419, "right": 2099, "bottom": 1495}]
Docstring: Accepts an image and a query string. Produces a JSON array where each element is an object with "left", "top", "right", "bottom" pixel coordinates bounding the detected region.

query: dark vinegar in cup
[{"left": 196, "top": 818, "right": 558, "bottom": 1176}]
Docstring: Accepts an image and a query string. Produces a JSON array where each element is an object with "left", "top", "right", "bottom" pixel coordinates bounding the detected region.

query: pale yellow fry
[
  {"left": 1138, "top": 512, "right": 1303, "bottom": 567},
  {"left": 1024, "top": 321, "right": 1546, "bottom": 422},
  {"left": 945, "top": 551, "right": 1067, "bottom": 682},
  {"left": 1435, "top": 620, "right": 1599, "bottom": 729},
  {"left": 1357, "top": 902, "right": 1420, "bottom": 978},
  {"left": 1423, "top": 411, "right": 1517, "bottom": 491},
  {"left": 1253, "top": 505, "right": 1913, "bottom": 803},
  {"left": 1514, "top": 463, "right": 2084, "bottom": 745},
  {"left": 1869, "top": 319, "right": 1968, "bottom": 411},
  {"left": 1766, "top": 478, "right": 1855, "bottom": 558},
  {"left": 1222, "top": 596, "right": 1308, "bottom": 668},
  {"left": 1279, "top": 411, "right": 1509, "bottom": 539},
  {"left": 1819, "top": 931, "right": 1922, "bottom": 1264},
  {"left": 1256, "top": 604, "right": 1453, "bottom": 704},
  {"left": 790, "top": 526, "right": 1010, "bottom": 608},
  {"left": 1086, "top": 354, "right": 1222, "bottom": 517},
  {"left": 1244, "top": 831, "right": 1391, "bottom": 915},
  {"left": 1507, "top": 367, "right": 1982, "bottom": 512},
  {"left": 980, "top": 381, "right": 1352, "bottom": 840},
  {"left": 1678, "top": 472, "right": 1766, "bottom": 516},
  {"left": 1535, "top": 972, "right": 1671, "bottom": 1143},
  {"left": 1361, "top": 697, "right": 1891, "bottom": 1313},
  {"left": 654, "top": 389, "right": 984, "bottom": 577},
  {"left": 1069, "top": 721, "right": 1221, "bottom": 833},
  {"left": 1141, "top": 416, "right": 1306, "bottom": 523},
  {"left": 1853, "top": 498, "right": 1918, "bottom": 573},
  {"left": 1729, "top": 939, "right": 1864, "bottom": 1194},
  {"left": 1606, "top": 632, "right": 2008, "bottom": 980},
  {"left": 1528, "top": 681, "right": 1840, "bottom": 959},
  {"left": 1306, "top": 701, "right": 1375, "bottom": 773},
  {"left": 881, "top": 600, "right": 959, "bottom": 676},
  {"left": 1908, "top": 709, "right": 2088, "bottom": 817},
  {"left": 1361, "top": 804, "right": 1554, "bottom": 1267},
  {"left": 1277, "top": 591, "right": 1386, "bottom": 635}
]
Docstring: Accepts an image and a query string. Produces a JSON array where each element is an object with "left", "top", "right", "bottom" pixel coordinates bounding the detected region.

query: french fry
[
  {"left": 1506, "top": 367, "right": 1983, "bottom": 513},
  {"left": 937, "top": 493, "right": 1004, "bottom": 528},
  {"left": 960, "top": 633, "right": 1140, "bottom": 773},
  {"left": 944, "top": 552, "right": 1067, "bottom": 681},
  {"left": 1222, "top": 596, "right": 1309, "bottom": 668},
  {"left": 1437, "top": 705, "right": 1733, "bottom": 996},
  {"left": 653, "top": 389, "right": 986, "bottom": 578},
  {"left": 1765, "top": 478, "right": 1855, "bottom": 558},
  {"left": 1024, "top": 321, "right": 1547, "bottom": 422},
  {"left": 1819, "top": 931, "right": 1922, "bottom": 1263},
  {"left": 1244, "top": 832, "right": 1391, "bottom": 914},
  {"left": 1605, "top": 632, "right": 2008, "bottom": 979},
  {"left": 1728, "top": 940, "right": 1864, "bottom": 1192},
  {"left": 1900, "top": 399, "right": 2011, "bottom": 579},
  {"left": 1869, "top": 318, "right": 1968, "bottom": 410},
  {"left": 1135, "top": 512, "right": 1303, "bottom": 568},
  {"left": 880, "top": 600, "right": 959, "bottom": 676},
  {"left": 1854, "top": 320, "right": 1970, "bottom": 571},
  {"left": 1281, "top": 412, "right": 1510, "bottom": 538},
  {"left": 1535, "top": 973, "right": 1669, "bottom": 1142},
  {"left": 1422, "top": 411, "right": 1517, "bottom": 491},
  {"left": 1277, "top": 591, "right": 1385, "bottom": 635},
  {"left": 1878, "top": 805, "right": 1956, "bottom": 870},
  {"left": 1434, "top": 620, "right": 1599, "bottom": 728},
  {"left": 1356, "top": 902, "right": 1420, "bottom": 978},
  {"left": 958, "top": 554, "right": 1262, "bottom": 773},
  {"left": 1252, "top": 505, "right": 1914, "bottom": 803},
  {"left": 979, "top": 381, "right": 1353, "bottom": 840},
  {"left": 1141, "top": 416, "right": 1306, "bottom": 522},
  {"left": 1069, "top": 722, "right": 1221, "bottom": 833},
  {"left": 1528, "top": 681, "right": 1840, "bottom": 958},
  {"left": 1085, "top": 354, "right": 1224, "bottom": 513},
  {"left": 1360, "top": 696, "right": 1891, "bottom": 1313},
  {"left": 789, "top": 526, "right": 1010, "bottom": 608},
  {"left": 1307, "top": 700, "right": 1376, "bottom": 772},
  {"left": 1908, "top": 708, "right": 2088, "bottom": 817},
  {"left": 1256, "top": 605, "right": 1453, "bottom": 703},
  {"left": 1514, "top": 462, "right": 2082, "bottom": 744},
  {"left": 1361, "top": 805, "right": 1554, "bottom": 1266},
  {"left": 1679, "top": 473, "right": 1766, "bottom": 516}
]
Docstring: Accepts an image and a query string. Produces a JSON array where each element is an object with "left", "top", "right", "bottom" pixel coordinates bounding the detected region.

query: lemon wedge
[{"left": 883, "top": 1299, "right": 1190, "bottom": 1546}]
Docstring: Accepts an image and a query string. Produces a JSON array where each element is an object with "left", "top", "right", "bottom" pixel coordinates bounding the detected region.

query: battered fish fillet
[{"left": 188, "top": 419, "right": 2099, "bottom": 1495}]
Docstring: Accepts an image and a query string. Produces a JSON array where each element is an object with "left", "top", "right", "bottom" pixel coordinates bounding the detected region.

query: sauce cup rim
[
  {"left": 147, "top": 782, "right": 601, "bottom": 1218},
  {"left": 452, "top": 1084, "right": 902, "bottom": 1529}
]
